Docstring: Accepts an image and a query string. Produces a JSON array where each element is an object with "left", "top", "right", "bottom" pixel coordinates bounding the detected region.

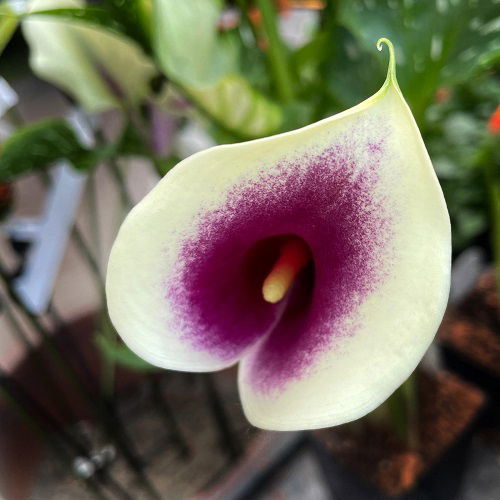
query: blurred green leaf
[
  {"left": 153, "top": 0, "right": 231, "bottom": 88},
  {"left": 101, "top": 0, "right": 152, "bottom": 51},
  {"left": 95, "top": 333, "right": 156, "bottom": 372},
  {"left": 24, "top": 7, "right": 128, "bottom": 36},
  {"left": 22, "top": 1, "right": 157, "bottom": 113},
  {"left": 188, "top": 74, "right": 282, "bottom": 139},
  {"left": 339, "top": 0, "right": 500, "bottom": 122},
  {"left": 453, "top": 208, "right": 488, "bottom": 251},
  {"left": 25, "top": 2, "right": 153, "bottom": 53},
  {"left": 0, "top": 119, "right": 105, "bottom": 179},
  {"left": 0, "top": 3, "right": 18, "bottom": 56},
  {"left": 156, "top": 155, "right": 181, "bottom": 176},
  {"left": 292, "top": 6, "right": 385, "bottom": 120},
  {"left": 113, "top": 122, "right": 150, "bottom": 157}
]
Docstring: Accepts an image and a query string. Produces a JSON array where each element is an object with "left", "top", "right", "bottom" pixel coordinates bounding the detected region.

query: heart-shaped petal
[{"left": 106, "top": 40, "right": 450, "bottom": 430}]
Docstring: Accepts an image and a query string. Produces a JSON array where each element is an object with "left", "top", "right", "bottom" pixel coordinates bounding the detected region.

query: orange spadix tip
[{"left": 262, "top": 239, "right": 310, "bottom": 304}]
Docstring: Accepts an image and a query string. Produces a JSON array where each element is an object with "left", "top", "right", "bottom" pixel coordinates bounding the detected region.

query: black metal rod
[
  {"left": 99, "top": 397, "right": 162, "bottom": 500},
  {"left": 202, "top": 374, "right": 242, "bottom": 459},
  {"left": 0, "top": 263, "right": 161, "bottom": 499},
  {"left": 148, "top": 374, "right": 190, "bottom": 459},
  {"left": 0, "top": 366, "right": 140, "bottom": 500},
  {"left": 1, "top": 296, "right": 82, "bottom": 426},
  {"left": 0, "top": 372, "right": 109, "bottom": 500}
]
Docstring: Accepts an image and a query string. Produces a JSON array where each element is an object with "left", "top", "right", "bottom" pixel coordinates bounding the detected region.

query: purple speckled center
[{"left": 166, "top": 129, "right": 393, "bottom": 393}]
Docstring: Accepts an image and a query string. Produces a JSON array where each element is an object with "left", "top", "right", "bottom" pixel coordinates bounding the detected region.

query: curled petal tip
[
  {"left": 376, "top": 37, "right": 392, "bottom": 52},
  {"left": 376, "top": 38, "right": 398, "bottom": 89}
]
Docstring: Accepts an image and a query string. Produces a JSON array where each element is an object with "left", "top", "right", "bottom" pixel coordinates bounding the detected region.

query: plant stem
[
  {"left": 87, "top": 170, "right": 102, "bottom": 273},
  {"left": 109, "top": 159, "right": 133, "bottom": 210},
  {"left": 72, "top": 225, "right": 106, "bottom": 298},
  {"left": 476, "top": 141, "right": 500, "bottom": 307},
  {"left": 236, "top": 0, "right": 260, "bottom": 46},
  {"left": 401, "top": 375, "right": 419, "bottom": 449},
  {"left": 255, "top": 0, "right": 295, "bottom": 103},
  {"left": 485, "top": 161, "right": 500, "bottom": 301}
]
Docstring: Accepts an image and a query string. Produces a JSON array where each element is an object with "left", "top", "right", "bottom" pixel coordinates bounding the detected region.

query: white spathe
[
  {"left": 106, "top": 40, "right": 451, "bottom": 430},
  {"left": 22, "top": 0, "right": 157, "bottom": 113}
]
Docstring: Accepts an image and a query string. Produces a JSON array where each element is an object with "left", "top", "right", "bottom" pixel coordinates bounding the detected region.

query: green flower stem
[
  {"left": 236, "top": 0, "right": 260, "bottom": 46},
  {"left": 87, "top": 170, "right": 102, "bottom": 272},
  {"left": 255, "top": 0, "right": 295, "bottom": 103},
  {"left": 109, "top": 159, "right": 133, "bottom": 209},
  {"left": 367, "top": 372, "right": 419, "bottom": 448},
  {"left": 92, "top": 127, "right": 134, "bottom": 210},
  {"left": 484, "top": 160, "right": 500, "bottom": 302},
  {"left": 474, "top": 140, "right": 500, "bottom": 304},
  {"left": 400, "top": 374, "right": 419, "bottom": 449},
  {"left": 71, "top": 225, "right": 106, "bottom": 296}
]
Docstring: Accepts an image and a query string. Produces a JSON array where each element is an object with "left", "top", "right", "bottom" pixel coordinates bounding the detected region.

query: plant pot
[
  {"left": 312, "top": 370, "right": 486, "bottom": 499},
  {"left": 439, "top": 269, "right": 500, "bottom": 426}
]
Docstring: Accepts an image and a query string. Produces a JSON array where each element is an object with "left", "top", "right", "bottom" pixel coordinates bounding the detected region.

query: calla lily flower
[
  {"left": 106, "top": 40, "right": 451, "bottom": 431},
  {"left": 22, "top": 0, "right": 156, "bottom": 113}
]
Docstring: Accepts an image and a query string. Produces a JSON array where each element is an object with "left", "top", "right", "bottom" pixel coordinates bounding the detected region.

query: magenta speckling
[{"left": 166, "top": 131, "right": 393, "bottom": 394}]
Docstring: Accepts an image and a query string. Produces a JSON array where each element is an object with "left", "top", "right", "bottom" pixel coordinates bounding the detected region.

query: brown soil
[
  {"left": 314, "top": 371, "right": 485, "bottom": 497},
  {"left": 439, "top": 269, "right": 500, "bottom": 376}
]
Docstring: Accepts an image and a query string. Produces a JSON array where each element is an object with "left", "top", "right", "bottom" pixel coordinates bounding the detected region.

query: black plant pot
[
  {"left": 441, "top": 344, "right": 500, "bottom": 428},
  {"left": 308, "top": 370, "right": 487, "bottom": 500},
  {"left": 309, "top": 418, "right": 480, "bottom": 500}
]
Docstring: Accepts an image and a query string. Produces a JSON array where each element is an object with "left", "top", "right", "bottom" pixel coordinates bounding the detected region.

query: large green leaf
[
  {"left": 0, "top": 3, "right": 18, "bottom": 56},
  {"left": 22, "top": 0, "right": 157, "bottom": 113},
  {"left": 339, "top": 0, "right": 500, "bottom": 122},
  {"left": 152, "top": 0, "right": 281, "bottom": 138},
  {"left": 187, "top": 74, "right": 282, "bottom": 139},
  {"left": 23, "top": 7, "right": 128, "bottom": 36},
  {"left": 21, "top": 1, "right": 152, "bottom": 52},
  {"left": 0, "top": 119, "right": 104, "bottom": 179},
  {"left": 153, "top": 0, "right": 232, "bottom": 88},
  {"left": 100, "top": 0, "right": 152, "bottom": 52}
]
